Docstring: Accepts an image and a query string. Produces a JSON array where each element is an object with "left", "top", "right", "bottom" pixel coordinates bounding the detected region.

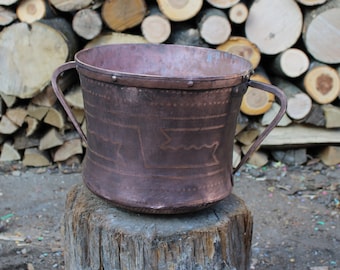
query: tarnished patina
[{"left": 52, "top": 44, "right": 287, "bottom": 214}]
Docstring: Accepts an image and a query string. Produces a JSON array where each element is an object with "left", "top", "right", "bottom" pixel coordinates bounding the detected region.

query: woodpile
[{"left": 0, "top": 0, "right": 340, "bottom": 168}]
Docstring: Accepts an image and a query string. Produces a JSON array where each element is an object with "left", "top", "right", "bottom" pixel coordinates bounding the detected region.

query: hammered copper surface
[{"left": 52, "top": 44, "right": 287, "bottom": 214}]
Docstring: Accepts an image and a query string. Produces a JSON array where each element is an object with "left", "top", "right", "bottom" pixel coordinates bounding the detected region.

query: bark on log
[
  {"left": 197, "top": 8, "right": 231, "bottom": 45},
  {"left": 217, "top": 36, "right": 261, "bottom": 69},
  {"left": 302, "top": 0, "right": 340, "bottom": 64},
  {"left": 245, "top": 0, "right": 303, "bottom": 55},
  {"left": 168, "top": 24, "right": 208, "bottom": 47},
  {"left": 156, "top": 0, "right": 203, "bottom": 22},
  {"left": 101, "top": 0, "right": 147, "bottom": 32},
  {"left": 141, "top": 6, "right": 171, "bottom": 44},
  {"left": 63, "top": 183, "right": 253, "bottom": 270}
]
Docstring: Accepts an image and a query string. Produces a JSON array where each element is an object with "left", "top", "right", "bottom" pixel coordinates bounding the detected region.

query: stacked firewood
[{"left": 0, "top": 0, "right": 339, "bottom": 168}]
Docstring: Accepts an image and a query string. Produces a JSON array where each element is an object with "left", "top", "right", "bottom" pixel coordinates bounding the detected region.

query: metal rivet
[
  {"left": 187, "top": 80, "right": 194, "bottom": 87},
  {"left": 112, "top": 75, "right": 117, "bottom": 82}
]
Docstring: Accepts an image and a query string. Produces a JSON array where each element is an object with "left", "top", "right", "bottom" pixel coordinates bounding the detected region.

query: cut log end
[
  {"left": 240, "top": 74, "right": 274, "bottom": 116},
  {"left": 141, "top": 14, "right": 171, "bottom": 43},
  {"left": 229, "top": 2, "right": 248, "bottom": 24},
  {"left": 217, "top": 36, "right": 261, "bottom": 69},
  {"left": 304, "top": 66, "right": 340, "bottom": 104},
  {"left": 156, "top": 0, "right": 203, "bottom": 22},
  {"left": 278, "top": 48, "right": 310, "bottom": 78},
  {"left": 199, "top": 12, "right": 231, "bottom": 45},
  {"left": 16, "top": 0, "right": 46, "bottom": 23}
]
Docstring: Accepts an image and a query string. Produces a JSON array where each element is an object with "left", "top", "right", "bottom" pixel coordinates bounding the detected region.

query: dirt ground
[{"left": 0, "top": 161, "right": 339, "bottom": 270}]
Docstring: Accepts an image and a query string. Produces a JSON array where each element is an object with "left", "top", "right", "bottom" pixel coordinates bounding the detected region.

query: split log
[
  {"left": 271, "top": 48, "right": 310, "bottom": 78},
  {"left": 22, "top": 147, "right": 51, "bottom": 167},
  {"left": 303, "top": 63, "right": 340, "bottom": 104},
  {"left": 16, "top": 0, "right": 56, "bottom": 23},
  {"left": 243, "top": 149, "right": 268, "bottom": 168},
  {"left": 0, "top": 19, "right": 77, "bottom": 99},
  {"left": 228, "top": 2, "right": 248, "bottom": 25},
  {"left": 64, "top": 85, "right": 84, "bottom": 109},
  {"left": 156, "top": 0, "right": 203, "bottom": 22},
  {"left": 27, "top": 104, "right": 49, "bottom": 121},
  {"left": 0, "top": 6, "right": 17, "bottom": 26},
  {"left": 197, "top": 8, "right": 231, "bottom": 45},
  {"left": 72, "top": 8, "right": 102, "bottom": 40},
  {"left": 0, "top": 115, "right": 19, "bottom": 134},
  {"left": 240, "top": 70, "right": 274, "bottom": 116},
  {"left": 43, "top": 107, "right": 65, "bottom": 129},
  {"left": 319, "top": 146, "right": 340, "bottom": 166},
  {"left": 271, "top": 148, "right": 307, "bottom": 166},
  {"left": 49, "top": 0, "right": 92, "bottom": 12},
  {"left": 32, "top": 68, "right": 78, "bottom": 107},
  {"left": 261, "top": 124, "right": 340, "bottom": 147},
  {"left": 245, "top": 0, "right": 303, "bottom": 55},
  {"left": 206, "top": 0, "right": 240, "bottom": 9},
  {"left": 0, "top": 92, "right": 16, "bottom": 108},
  {"left": 0, "top": 142, "right": 21, "bottom": 162},
  {"left": 85, "top": 32, "right": 147, "bottom": 49},
  {"left": 261, "top": 102, "right": 292, "bottom": 127},
  {"left": 101, "top": 0, "right": 147, "bottom": 32},
  {"left": 233, "top": 143, "right": 242, "bottom": 168},
  {"left": 140, "top": 6, "right": 171, "bottom": 44},
  {"left": 63, "top": 183, "right": 253, "bottom": 270},
  {"left": 53, "top": 138, "right": 83, "bottom": 162},
  {"left": 236, "top": 127, "right": 260, "bottom": 146},
  {"left": 217, "top": 36, "right": 261, "bottom": 69},
  {"left": 24, "top": 116, "right": 39, "bottom": 136},
  {"left": 271, "top": 77, "right": 312, "bottom": 121},
  {"left": 6, "top": 107, "right": 27, "bottom": 127},
  {"left": 39, "top": 128, "right": 64, "bottom": 151},
  {"left": 321, "top": 104, "right": 340, "bottom": 128},
  {"left": 302, "top": 0, "right": 340, "bottom": 64}
]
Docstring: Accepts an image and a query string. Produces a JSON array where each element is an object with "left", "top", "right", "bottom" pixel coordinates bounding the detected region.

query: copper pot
[{"left": 52, "top": 44, "right": 287, "bottom": 214}]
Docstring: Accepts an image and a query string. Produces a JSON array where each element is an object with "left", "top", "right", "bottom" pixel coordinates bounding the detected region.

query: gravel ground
[{"left": 0, "top": 161, "right": 339, "bottom": 270}]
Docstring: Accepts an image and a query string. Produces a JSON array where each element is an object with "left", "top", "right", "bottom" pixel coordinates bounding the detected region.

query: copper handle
[
  {"left": 233, "top": 80, "right": 287, "bottom": 173},
  {"left": 51, "top": 61, "right": 88, "bottom": 145}
]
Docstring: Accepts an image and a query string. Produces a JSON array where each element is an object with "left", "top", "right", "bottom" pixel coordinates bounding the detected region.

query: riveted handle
[
  {"left": 51, "top": 61, "right": 88, "bottom": 145},
  {"left": 233, "top": 80, "right": 287, "bottom": 173}
]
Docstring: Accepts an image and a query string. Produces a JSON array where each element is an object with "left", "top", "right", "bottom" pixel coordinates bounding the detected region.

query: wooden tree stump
[{"left": 63, "top": 183, "right": 253, "bottom": 270}]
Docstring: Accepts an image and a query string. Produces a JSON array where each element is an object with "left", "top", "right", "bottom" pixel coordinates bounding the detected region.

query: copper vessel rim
[{"left": 74, "top": 44, "right": 253, "bottom": 84}]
